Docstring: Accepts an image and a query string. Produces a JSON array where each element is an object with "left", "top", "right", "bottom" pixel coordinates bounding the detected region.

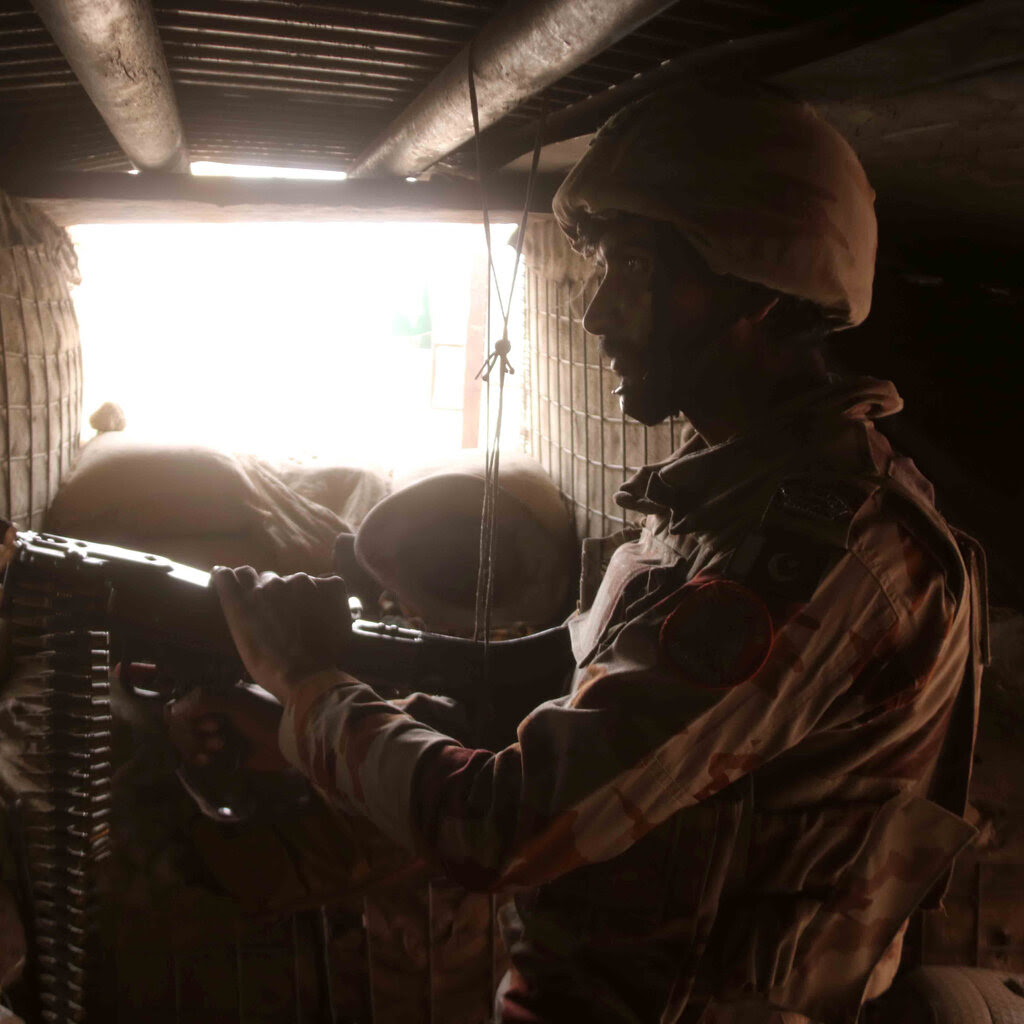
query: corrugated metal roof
[
  {"left": 3, "top": 0, "right": 1018, "bottom": 246},
  {"left": 0, "top": 0, "right": 822, "bottom": 174}
]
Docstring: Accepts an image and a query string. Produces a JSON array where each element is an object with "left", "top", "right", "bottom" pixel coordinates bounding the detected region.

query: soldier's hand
[
  {"left": 0, "top": 518, "right": 17, "bottom": 572},
  {"left": 211, "top": 567, "right": 350, "bottom": 703},
  {"left": 165, "top": 685, "right": 288, "bottom": 774}
]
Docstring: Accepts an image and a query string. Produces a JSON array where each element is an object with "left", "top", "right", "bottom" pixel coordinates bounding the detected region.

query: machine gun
[
  {"left": 0, "top": 527, "right": 570, "bottom": 1022},
  {"left": 1, "top": 528, "right": 569, "bottom": 815}
]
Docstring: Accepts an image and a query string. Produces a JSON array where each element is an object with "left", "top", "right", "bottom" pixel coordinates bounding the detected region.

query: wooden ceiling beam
[{"left": 3, "top": 169, "right": 560, "bottom": 224}]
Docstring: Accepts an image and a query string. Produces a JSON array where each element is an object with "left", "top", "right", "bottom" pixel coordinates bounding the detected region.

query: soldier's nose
[{"left": 583, "top": 285, "right": 613, "bottom": 337}]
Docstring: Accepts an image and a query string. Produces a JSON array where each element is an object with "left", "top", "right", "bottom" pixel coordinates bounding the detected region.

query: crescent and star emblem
[{"left": 766, "top": 552, "right": 802, "bottom": 583}]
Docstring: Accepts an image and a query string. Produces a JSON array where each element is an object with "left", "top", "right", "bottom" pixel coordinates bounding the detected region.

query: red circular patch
[{"left": 659, "top": 579, "right": 774, "bottom": 689}]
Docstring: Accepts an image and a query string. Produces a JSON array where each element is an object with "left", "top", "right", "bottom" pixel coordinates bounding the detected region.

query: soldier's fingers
[
  {"left": 167, "top": 692, "right": 249, "bottom": 726},
  {"left": 211, "top": 565, "right": 259, "bottom": 602},
  {"left": 317, "top": 573, "right": 345, "bottom": 586},
  {"left": 279, "top": 572, "right": 313, "bottom": 586},
  {"left": 257, "top": 570, "right": 284, "bottom": 592},
  {"left": 167, "top": 688, "right": 211, "bottom": 718},
  {"left": 164, "top": 711, "right": 203, "bottom": 763},
  {"left": 0, "top": 521, "right": 18, "bottom": 571},
  {"left": 314, "top": 574, "right": 348, "bottom": 604}
]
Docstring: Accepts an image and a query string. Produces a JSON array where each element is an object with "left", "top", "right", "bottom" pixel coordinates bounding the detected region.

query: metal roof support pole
[
  {"left": 30, "top": 0, "right": 189, "bottom": 173},
  {"left": 348, "top": 0, "right": 675, "bottom": 179}
]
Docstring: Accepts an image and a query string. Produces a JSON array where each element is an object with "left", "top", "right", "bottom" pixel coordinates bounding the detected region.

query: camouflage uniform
[{"left": 278, "top": 375, "right": 986, "bottom": 1024}]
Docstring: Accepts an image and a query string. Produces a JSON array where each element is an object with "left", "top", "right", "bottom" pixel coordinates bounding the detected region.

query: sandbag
[
  {"left": 272, "top": 460, "right": 390, "bottom": 534},
  {"left": 870, "top": 967, "right": 1024, "bottom": 1024},
  {"left": 48, "top": 433, "right": 271, "bottom": 538},
  {"left": 355, "top": 452, "right": 576, "bottom": 635},
  {"left": 45, "top": 433, "right": 388, "bottom": 575}
]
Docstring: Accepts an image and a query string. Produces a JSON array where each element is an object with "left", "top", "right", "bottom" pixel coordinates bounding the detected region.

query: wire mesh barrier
[
  {"left": 520, "top": 220, "right": 684, "bottom": 541},
  {"left": 0, "top": 191, "right": 83, "bottom": 531}
]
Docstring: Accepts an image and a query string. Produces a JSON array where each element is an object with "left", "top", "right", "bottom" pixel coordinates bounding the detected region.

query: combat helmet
[{"left": 553, "top": 85, "right": 877, "bottom": 328}]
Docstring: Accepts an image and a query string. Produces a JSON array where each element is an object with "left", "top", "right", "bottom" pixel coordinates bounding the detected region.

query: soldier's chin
[{"left": 614, "top": 378, "right": 673, "bottom": 427}]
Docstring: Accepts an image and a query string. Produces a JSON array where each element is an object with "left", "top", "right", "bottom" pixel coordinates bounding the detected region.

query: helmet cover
[{"left": 553, "top": 86, "right": 877, "bottom": 327}]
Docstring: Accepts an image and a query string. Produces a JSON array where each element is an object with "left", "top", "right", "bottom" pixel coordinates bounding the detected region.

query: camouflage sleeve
[
  {"left": 388, "top": 692, "right": 475, "bottom": 745},
  {"left": 278, "top": 550, "right": 899, "bottom": 892}
]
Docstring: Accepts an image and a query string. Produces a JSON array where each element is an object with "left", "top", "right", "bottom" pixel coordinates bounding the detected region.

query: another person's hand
[
  {"left": 211, "top": 567, "right": 350, "bottom": 703},
  {"left": 0, "top": 518, "right": 17, "bottom": 572},
  {"left": 165, "top": 685, "right": 288, "bottom": 774}
]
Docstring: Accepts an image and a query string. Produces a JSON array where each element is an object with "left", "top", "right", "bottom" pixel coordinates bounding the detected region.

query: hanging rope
[{"left": 467, "top": 45, "right": 546, "bottom": 647}]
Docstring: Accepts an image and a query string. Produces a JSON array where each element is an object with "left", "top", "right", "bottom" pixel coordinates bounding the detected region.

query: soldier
[{"left": 173, "top": 85, "right": 987, "bottom": 1024}]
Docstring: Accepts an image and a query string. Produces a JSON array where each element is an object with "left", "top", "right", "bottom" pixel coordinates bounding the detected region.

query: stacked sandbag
[
  {"left": 44, "top": 432, "right": 389, "bottom": 575},
  {"left": 355, "top": 452, "right": 576, "bottom": 635},
  {"left": 273, "top": 460, "right": 391, "bottom": 542}
]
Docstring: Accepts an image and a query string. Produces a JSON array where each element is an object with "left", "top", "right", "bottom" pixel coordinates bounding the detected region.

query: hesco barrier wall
[
  {"left": 520, "top": 218, "right": 691, "bottom": 541},
  {"left": 0, "top": 190, "right": 82, "bottom": 528}
]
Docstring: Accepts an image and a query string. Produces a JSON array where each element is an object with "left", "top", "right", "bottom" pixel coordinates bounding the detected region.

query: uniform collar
[{"left": 616, "top": 376, "right": 902, "bottom": 537}]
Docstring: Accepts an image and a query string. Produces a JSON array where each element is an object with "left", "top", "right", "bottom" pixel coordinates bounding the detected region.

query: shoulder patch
[
  {"left": 726, "top": 475, "right": 877, "bottom": 604},
  {"left": 659, "top": 579, "right": 773, "bottom": 690},
  {"left": 729, "top": 530, "right": 842, "bottom": 605},
  {"left": 777, "top": 477, "right": 856, "bottom": 521},
  {"left": 765, "top": 475, "right": 874, "bottom": 548}
]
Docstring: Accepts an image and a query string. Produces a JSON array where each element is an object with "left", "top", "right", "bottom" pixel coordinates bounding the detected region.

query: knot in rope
[{"left": 475, "top": 334, "right": 515, "bottom": 382}]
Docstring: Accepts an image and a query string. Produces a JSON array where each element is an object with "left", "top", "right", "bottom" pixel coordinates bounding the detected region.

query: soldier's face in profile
[{"left": 582, "top": 217, "right": 721, "bottom": 427}]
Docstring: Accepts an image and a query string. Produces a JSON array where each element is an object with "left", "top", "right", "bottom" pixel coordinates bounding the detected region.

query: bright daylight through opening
[{"left": 70, "top": 215, "right": 523, "bottom": 476}]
